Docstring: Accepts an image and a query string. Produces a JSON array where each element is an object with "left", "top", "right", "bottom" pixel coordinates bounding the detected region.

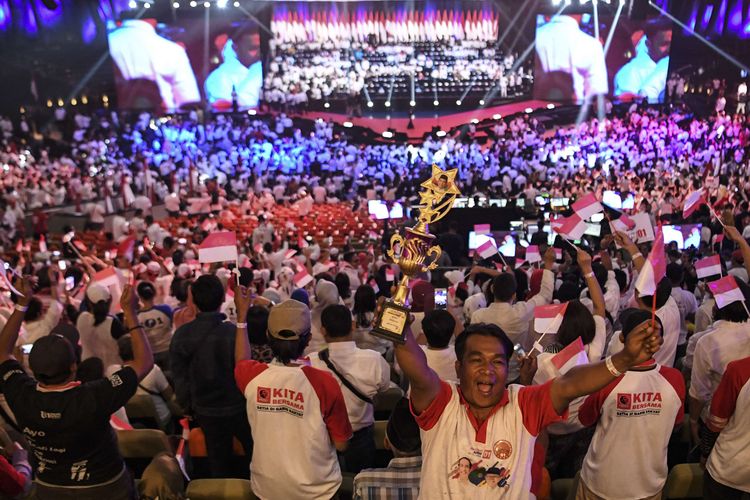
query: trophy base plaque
[{"left": 371, "top": 300, "right": 411, "bottom": 344}]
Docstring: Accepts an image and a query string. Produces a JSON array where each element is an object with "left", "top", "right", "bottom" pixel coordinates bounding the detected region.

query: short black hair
[
  {"left": 637, "top": 278, "right": 672, "bottom": 309},
  {"left": 422, "top": 310, "right": 456, "bottom": 349},
  {"left": 137, "top": 281, "right": 157, "bottom": 301},
  {"left": 557, "top": 300, "right": 595, "bottom": 347},
  {"left": 76, "top": 357, "right": 104, "bottom": 383},
  {"left": 492, "top": 273, "right": 517, "bottom": 302},
  {"left": 455, "top": 323, "right": 514, "bottom": 362},
  {"left": 666, "top": 263, "right": 684, "bottom": 285},
  {"left": 321, "top": 304, "right": 352, "bottom": 338},
  {"left": 247, "top": 305, "right": 270, "bottom": 345},
  {"left": 117, "top": 335, "right": 135, "bottom": 362},
  {"left": 614, "top": 269, "right": 628, "bottom": 293},
  {"left": 190, "top": 275, "right": 225, "bottom": 312},
  {"left": 25, "top": 297, "right": 43, "bottom": 322},
  {"left": 171, "top": 278, "right": 191, "bottom": 302}
]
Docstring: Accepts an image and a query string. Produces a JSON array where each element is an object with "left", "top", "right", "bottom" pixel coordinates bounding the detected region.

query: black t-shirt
[{"left": 0, "top": 360, "right": 137, "bottom": 487}]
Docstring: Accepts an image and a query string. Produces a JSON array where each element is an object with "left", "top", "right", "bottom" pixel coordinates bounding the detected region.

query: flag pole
[
  {"left": 741, "top": 300, "right": 750, "bottom": 320},
  {"left": 651, "top": 293, "right": 657, "bottom": 328},
  {"left": 562, "top": 238, "right": 580, "bottom": 252},
  {"left": 495, "top": 249, "right": 508, "bottom": 269}
]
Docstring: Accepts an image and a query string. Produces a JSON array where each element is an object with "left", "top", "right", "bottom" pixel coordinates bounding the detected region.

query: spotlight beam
[
  {"left": 362, "top": 85, "right": 372, "bottom": 105},
  {"left": 648, "top": 0, "right": 749, "bottom": 73},
  {"left": 234, "top": 3, "right": 274, "bottom": 36},
  {"left": 459, "top": 80, "right": 474, "bottom": 103},
  {"left": 410, "top": 73, "right": 415, "bottom": 105},
  {"left": 602, "top": 0, "right": 624, "bottom": 57},
  {"left": 386, "top": 75, "right": 395, "bottom": 106}
]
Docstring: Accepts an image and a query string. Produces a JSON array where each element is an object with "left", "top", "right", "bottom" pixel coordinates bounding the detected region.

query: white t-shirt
[
  {"left": 235, "top": 359, "right": 352, "bottom": 500},
  {"left": 414, "top": 380, "right": 566, "bottom": 499},
  {"left": 308, "top": 341, "right": 392, "bottom": 431},
  {"left": 420, "top": 345, "right": 458, "bottom": 383},
  {"left": 107, "top": 364, "right": 171, "bottom": 427},
  {"left": 579, "top": 363, "right": 685, "bottom": 499},
  {"left": 706, "top": 356, "right": 750, "bottom": 492},
  {"left": 137, "top": 305, "right": 173, "bottom": 354},
  {"left": 607, "top": 298, "right": 681, "bottom": 367}
]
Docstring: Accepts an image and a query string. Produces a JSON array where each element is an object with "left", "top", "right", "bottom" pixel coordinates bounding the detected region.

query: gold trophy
[{"left": 372, "top": 165, "right": 461, "bottom": 343}]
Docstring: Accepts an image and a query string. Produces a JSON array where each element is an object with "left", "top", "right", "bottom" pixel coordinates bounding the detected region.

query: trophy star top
[{"left": 420, "top": 165, "right": 460, "bottom": 197}]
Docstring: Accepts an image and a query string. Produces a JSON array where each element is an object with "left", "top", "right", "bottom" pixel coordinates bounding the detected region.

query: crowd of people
[
  {"left": 0, "top": 97, "right": 749, "bottom": 498},
  {"left": 265, "top": 9, "right": 530, "bottom": 108}
]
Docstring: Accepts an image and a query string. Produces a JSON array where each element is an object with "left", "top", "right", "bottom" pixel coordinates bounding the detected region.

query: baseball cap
[
  {"left": 267, "top": 299, "right": 311, "bottom": 340},
  {"left": 86, "top": 284, "right": 111, "bottom": 303},
  {"left": 29, "top": 335, "right": 77, "bottom": 385},
  {"left": 146, "top": 262, "right": 161, "bottom": 273}
]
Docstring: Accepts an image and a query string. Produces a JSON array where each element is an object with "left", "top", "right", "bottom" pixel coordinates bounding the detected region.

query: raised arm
[
  {"left": 579, "top": 250, "right": 606, "bottom": 318},
  {"left": 614, "top": 231, "right": 645, "bottom": 273},
  {"left": 724, "top": 225, "right": 750, "bottom": 278},
  {"left": 0, "top": 279, "right": 32, "bottom": 364},
  {"left": 120, "top": 285, "right": 154, "bottom": 380},
  {"left": 550, "top": 319, "right": 662, "bottom": 414},
  {"left": 233, "top": 285, "right": 254, "bottom": 363},
  {"left": 392, "top": 319, "right": 442, "bottom": 413}
]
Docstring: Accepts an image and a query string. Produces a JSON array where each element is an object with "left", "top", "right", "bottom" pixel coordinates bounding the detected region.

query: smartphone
[
  {"left": 434, "top": 288, "right": 447, "bottom": 309},
  {"left": 53, "top": 251, "right": 60, "bottom": 256},
  {"left": 58, "top": 261, "right": 67, "bottom": 271},
  {"left": 138, "top": 245, "right": 144, "bottom": 254},
  {"left": 65, "top": 276, "right": 76, "bottom": 291},
  {"left": 21, "top": 344, "right": 33, "bottom": 355},
  {"left": 513, "top": 343, "right": 527, "bottom": 359},
  {"left": 178, "top": 238, "right": 187, "bottom": 245}
]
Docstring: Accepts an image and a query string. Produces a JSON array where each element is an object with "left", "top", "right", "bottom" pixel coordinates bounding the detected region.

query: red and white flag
[
  {"left": 39, "top": 235, "right": 48, "bottom": 253},
  {"left": 476, "top": 240, "right": 497, "bottom": 259},
  {"left": 572, "top": 192, "right": 604, "bottom": 220},
  {"left": 369, "top": 279, "right": 380, "bottom": 295},
  {"left": 117, "top": 236, "right": 136, "bottom": 263},
  {"left": 15, "top": 240, "right": 22, "bottom": 253},
  {"left": 551, "top": 213, "right": 586, "bottom": 240},
  {"left": 609, "top": 213, "right": 637, "bottom": 233},
  {"left": 682, "top": 189, "right": 705, "bottom": 219},
  {"left": 494, "top": 262, "right": 504, "bottom": 271},
  {"left": 93, "top": 267, "right": 124, "bottom": 313},
  {"left": 695, "top": 255, "right": 722, "bottom": 279},
  {"left": 525, "top": 245, "right": 541, "bottom": 264},
  {"left": 298, "top": 236, "right": 309, "bottom": 248},
  {"left": 551, "top": 337, "right": 588, "bottom": 375},
  {"left": 293, "top": 268, "right": 313, "bottom": 288},
  {"left": 708, "top": 275, "right": 745, "bottom": 309},
  {"left": 474, "top": 224, "right": 491, "bottom": 235},
  {"left": 198, "top": 231, "right": 238, "bottom": 264},
  {"left": 634, "top": 228, "right": 666, "bottom": 296},
  {"left": 284, "top": 249, "right": 297, "bottom": 260},
  {"left": 534, "top": 302, "right": 569, "bottom": 333},
  {"left": 515, "top": 258, "right": 526, "bottom": 267},
  {"left": 712, "top": 234, "right": 724, "bottom": 246}
]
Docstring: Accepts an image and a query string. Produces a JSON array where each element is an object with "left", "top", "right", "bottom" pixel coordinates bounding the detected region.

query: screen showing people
[
  {"left": 107, "top": 15, "right": 263, "bottom": 112},
  {"left": 534, "top": 12, "right": 672, "bottom": 103}
]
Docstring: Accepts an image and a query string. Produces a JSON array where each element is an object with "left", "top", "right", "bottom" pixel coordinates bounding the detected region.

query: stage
[{"left": 293, "top": 100, "right": 555, "bottom": 140}]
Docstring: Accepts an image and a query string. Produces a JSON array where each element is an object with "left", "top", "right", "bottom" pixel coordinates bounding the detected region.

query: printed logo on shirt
[
  {"left": 449, "top": 456, "right": 512, "bottom": 490},
  {"left": 616, "top": 392, "right": 663, "bottom": 417},
  {"left": 40, "top": 411, "right": 61, "bottom": 420},
  {"left": 3, "top": 369, "right": 24, "bottom": 381},
  {"left": 257, "top": 386, "right": 271, "bottom": 404},
  {"left": 256, "top": 387, "right": 305, "bottom": 418},
  {"left": 70, "top": 460, "right": 89, "bottom": 482}
]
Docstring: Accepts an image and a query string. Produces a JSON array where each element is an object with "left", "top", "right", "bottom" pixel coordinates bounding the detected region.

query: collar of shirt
[
  {"left": 328, "top": 340, "right": 357, "bottom": 354},
  {"left": 37, "top": 380, "right": 82, "bottom": 393},
  {"left": 456, "top": 384, "right": 510, "bottom": 434},
  {"left": 387, "top": 456, "right": 423, "bottom": 470}
]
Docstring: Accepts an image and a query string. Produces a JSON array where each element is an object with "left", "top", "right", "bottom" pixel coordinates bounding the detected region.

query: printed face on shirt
[
  {"left": 456, "top": 334, "right": 509, "bottom": 411},
  {"left": 235, "top": 32, "right": 261, "bottom": 68}
]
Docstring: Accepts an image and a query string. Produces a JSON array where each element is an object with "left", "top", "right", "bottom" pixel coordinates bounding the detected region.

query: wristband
[
  {"left": 236, "top": 322, "right": 247, "bottom": 329},
  {"left": 605, "top": 356, "right": 623, "bottom": 377},
  {"left": 631, "top": 252, "right": 643, "bottom": 260},
  {"left": 126, "top": 324, "right": 144, "bottom": 333},
  {"left": 14, "top": 305, "right": 28, "bottom": 313},
  {"left": 583, "top": 271, "right": 595, "bottom": 279}
]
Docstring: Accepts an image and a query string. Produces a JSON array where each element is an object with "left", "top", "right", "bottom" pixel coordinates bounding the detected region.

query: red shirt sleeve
[
  {"left": 302, "top": 366, "right": 353, "bottom": 443},
  {"left": 410, "top": 380, "right": 452, "bottom": 431},
  {"left": 578, "top": 376, "right": 623, "bottom": 428},
  {"left": 659, "top": 366, "right": 686, "bottom": 426},
  {"left": 707, "top": 359, "right": 750, "bottom": 432},
  {"left": 234, "top": 359, "right": 268, "bottom": 394},
  {"left": 518, "top": 380, "right": 569, "bottom": 436},
  {"left": 0, "top": 455, "right": 25, "bottom": 497}
]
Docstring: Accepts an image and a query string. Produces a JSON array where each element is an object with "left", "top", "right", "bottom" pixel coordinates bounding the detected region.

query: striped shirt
[{"left": 353, "top": 456, "right": 422, "bottom": 500}]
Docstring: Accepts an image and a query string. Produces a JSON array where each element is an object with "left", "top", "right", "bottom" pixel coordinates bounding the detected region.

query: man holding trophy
[{"left": 373, "top": 166, "right": 665, "bottom": 498}]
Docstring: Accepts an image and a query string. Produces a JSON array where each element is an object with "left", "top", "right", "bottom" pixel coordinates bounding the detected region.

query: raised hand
[
  {"left": 576, "top": 249, "right": 593, "bottom": 273},
  {"left": 724, "top": 225, "right": 743, "bottom": 244},
  {"left": 621, "top": 319, "right": 663, "bottom": 368},
  {"left": 120, "top": 284, "right": 139, "bottom": 319},
  {"left": 234, "top": 285, "right": 254, "bottom": 322}
]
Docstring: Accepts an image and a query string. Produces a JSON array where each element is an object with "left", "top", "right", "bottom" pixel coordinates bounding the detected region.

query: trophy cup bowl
[{"left": 371, "top": 166, "right": 460, "bottom": 343}]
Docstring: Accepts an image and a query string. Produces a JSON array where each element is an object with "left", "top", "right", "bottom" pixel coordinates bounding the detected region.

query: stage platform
[{"left": 293, "top": 100, "right": 554, "bottom": 140}]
